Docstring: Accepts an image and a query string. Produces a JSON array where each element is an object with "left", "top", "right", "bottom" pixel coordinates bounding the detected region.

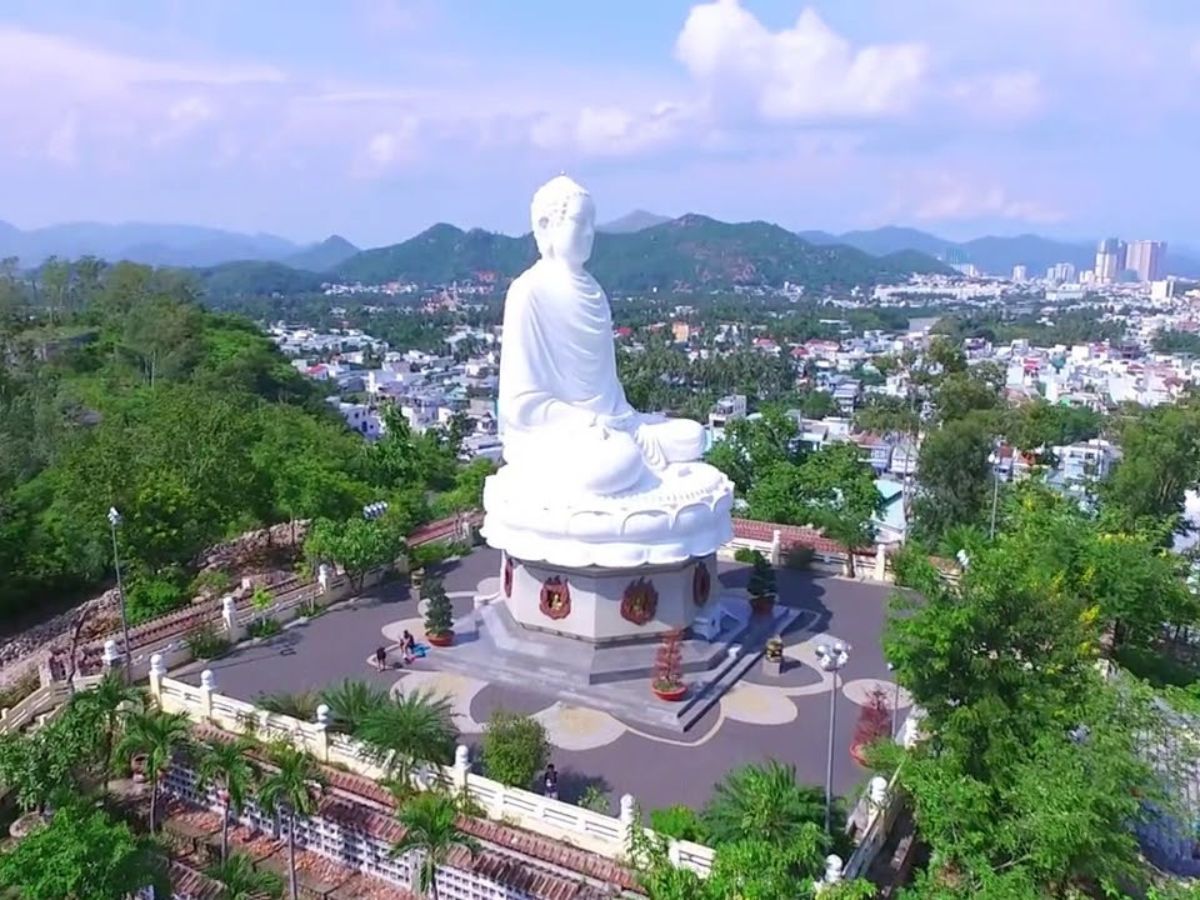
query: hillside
[
  {"left": 285, "top": 234, "right": 359, "bottom": 271},
  {"left": 332, "top": 215, "right": 950, "bottom": 292},
  {"left": 195, "top": 260, "right": 325, "bottom": 298},
  {"left": 0, "top": 219, "right": 301, "bottom": 267},
  {"left": 598, "top": 210, "right": 672, "bottom": 234}
]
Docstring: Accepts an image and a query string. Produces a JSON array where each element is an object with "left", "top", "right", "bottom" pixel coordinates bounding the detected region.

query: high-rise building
[
  {"left": 1012, "top": 264, "right": 1028, "bottom": 282},
  {"left": 1048, "top": 261, "right": 1076, "bottom": 284},
  {"left": 1124, "top": 240, "right": 1167, "bottom": 282},
  {"left": 1094, "top": 238, "right": 1126, "bottom": 284}
]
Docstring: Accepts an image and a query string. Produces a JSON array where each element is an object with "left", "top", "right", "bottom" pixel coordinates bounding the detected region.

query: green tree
[
  {"left": 422, "top": 576, "right": 455, "bottom": 639},
  {"left": 205, "top": 852, "right": 283, "bottom": 899},
  {"left": 390, "top": 790, "right": 481, "bottom": 900},
  {"left": 913, "top": 413, "right": 993, "bottom": 540},
  {"left": 702, "top": 760, "right": 825, "bottom": 847},
  {"left": 195, "top": 737, "right": 261, "bottom": 862},
  {"left": 319, "top": 678, "right": 390, "bottom": 735},
  {"left": 71, "top": 672, "right": 143, "bottom": 793},
  {"left": 481, "top": 710, "right": 550, "bottom": 789},
  {"left": 115, "top": 708, "right": 190, "bottom": 833},
  {"left": 0, "top": 801, "right": 168, "bottom": 900},
  {"left": 304, "top": 514, "right": 405, "bottom": 591},
  {"left": 258, "top": 744, "right": 325, "bottom": 900},
  {"left": 357, "top": 690, "right": 458, "bottom": 792},
  {"left": 705, "top": 407, "right": 801, "bottom": 496}
]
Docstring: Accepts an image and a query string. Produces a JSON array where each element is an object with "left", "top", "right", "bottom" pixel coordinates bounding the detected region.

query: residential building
[
  {"left": 1012, "top": 264, "right": 1028, "bottom": 282},
  {"left": 1094, "top": 238, "right": 1126, "bottom": 285}
]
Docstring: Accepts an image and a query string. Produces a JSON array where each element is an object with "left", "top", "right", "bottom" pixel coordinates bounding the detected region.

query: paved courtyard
[{"left": 178, "top": 548, "right": 908, "bottom": 815}]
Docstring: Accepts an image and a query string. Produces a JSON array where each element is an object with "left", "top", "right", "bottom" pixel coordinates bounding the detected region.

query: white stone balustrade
[{"left": 148, "top": 672, "right": 716, "bottom": 875}]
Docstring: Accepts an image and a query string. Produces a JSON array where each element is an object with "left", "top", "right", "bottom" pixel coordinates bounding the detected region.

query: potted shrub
[
  {"left": 850, "top": 686, "right": 892, "bottom": 766},
  {"left": 423, "top": 576, "right": 454, "bottom": 647},
  {"left": 747, "top": 551, "right": 776, "bottom": 616},
  {"left": 652, "top": 629, "right": 687, "bottom": 701}
]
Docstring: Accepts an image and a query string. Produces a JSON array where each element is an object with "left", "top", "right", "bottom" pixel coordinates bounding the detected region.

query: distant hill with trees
[{"left": 328, "top": 214, "right": 951, "bottom": 293}]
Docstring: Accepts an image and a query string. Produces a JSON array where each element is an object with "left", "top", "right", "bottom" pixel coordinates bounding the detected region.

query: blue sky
[{"left": 1, "top": 0, "right": 1198, "bottom": 247}]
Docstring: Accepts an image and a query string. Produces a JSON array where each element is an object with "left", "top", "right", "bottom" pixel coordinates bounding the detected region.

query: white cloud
[
  {"left": 45, "top": 113, "right": 79, "bottom": 166},
  {"left": 674, "top": 1, "right": 927, "bottom": 121},
  {"left": 530, "top": 102, "right": 689, "bottom": 157},
  {"left": 949, "top": 71, "right": 1044, "bottom": 122},
  {"left": 905, "top": 175, "right": 1063, "bottom": 224}
]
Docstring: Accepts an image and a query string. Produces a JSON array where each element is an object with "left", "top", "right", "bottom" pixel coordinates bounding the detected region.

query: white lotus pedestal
[{"left": 431, "top": 462, "right": 799, "bottom": 732}]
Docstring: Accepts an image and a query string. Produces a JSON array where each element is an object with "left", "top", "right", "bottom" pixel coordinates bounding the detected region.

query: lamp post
[
  {"left": 107, "top": 507, "right": 133, "bottom": 681},
  {"left": 362, "top": 501, "right": 389, "bottom": 521},
  {"left": 816, "top": 641, "right": 850, "bottom": 834},
  {"left": 887, "top": 661, "right": 900, "bottom": 737}
]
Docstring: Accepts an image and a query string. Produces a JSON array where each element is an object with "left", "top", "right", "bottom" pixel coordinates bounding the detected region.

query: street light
[
  {"left": 816, "top": 641, "right": 850, "bottom": 834},
  {"left": 362, "top": 501, "right": 389, "bottom": 521},
  {"left": 107, "top": 507, "right": 133, "bottom": 681},
  {"left": 887, "top": 662, "right": 900, "bottom": 737}
]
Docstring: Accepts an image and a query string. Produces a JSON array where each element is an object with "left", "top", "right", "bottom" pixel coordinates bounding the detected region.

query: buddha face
[{"left": 532, "top": 176, "right": 595, "bottom": 269}]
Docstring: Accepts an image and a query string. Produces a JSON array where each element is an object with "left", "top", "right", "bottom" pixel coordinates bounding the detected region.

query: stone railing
[
  {"left": 0, "top": 674, "right": 103, "bottom": 735},
  {"left": 727, "top": 518, "right": 891, "bottom": 581},
  {"left": 150, "top": 663, "right": 716, "bottom": 878},
  {"left": 840, "top": 708, "right": 924, "bottom": 882}
]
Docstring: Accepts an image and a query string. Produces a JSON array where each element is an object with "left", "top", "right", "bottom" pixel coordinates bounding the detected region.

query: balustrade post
[
  {"left": 452, "top": 744, "right": 470, "bottom": 792},
  {"left": 769, "top": 529, "right": 782, "bottom": 565},
  {"left": 221, "top": 595, "right": 242, "bottom": 643},
  {"left": 618, "top": 793, "right": 637, "bottom": 851},
  {"left": 199, "top": 669, "right": 216, "bottom": 720},
  {"left": 148, "top": 653, "right": 165, "bottom": 701},
  {"left": 314, "top": 704, "right": 331, "bottom": 763}
]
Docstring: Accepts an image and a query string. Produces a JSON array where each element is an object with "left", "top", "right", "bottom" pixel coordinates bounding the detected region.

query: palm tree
[
  {"left": 116, "top": 708, "right": 191, "bottom": 834},
  {"left": 390, "top": 791, "right": 480, "bottom": 900},
  {"left": 206, "top": 852, "right": 283, "bottom": 899},
  {"left": 258, "top": 743, "right": 324, "bottom": 900},
  {"left": 356, "top": 690, "right": 457, "bottom": 793},
  {"left": 254, "top": 690, "right": 320, "bottom": 721},
  {"left": 319, "top": 678, "right": 389, "bottom": 735},
  {"left": 195, "top": 738, "right": 261, "bottom": 862},
  {"left": 702, "top": 760, "right": 825, "bottom": 847},
  {"left": 72, "top": 672, "right": 143, "bottom": 792}
]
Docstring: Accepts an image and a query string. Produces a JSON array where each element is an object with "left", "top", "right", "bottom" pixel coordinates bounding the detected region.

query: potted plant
[
  {"left": 423, "top": 576, "right": 454, "bottom": 647},
  {"left": 652, "top": 629, "right": 687, "bottom": 701},
  {"left": 850, "top": 686, "right": 892, "bottom": 766},
  {"left": 747, "top": 551, "right": 776, "bottom": 616}
]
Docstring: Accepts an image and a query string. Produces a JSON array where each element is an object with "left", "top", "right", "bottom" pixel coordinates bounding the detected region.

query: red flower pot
[
  {"left": 426, "top": 631, "right": 454, "bottom": 648},
  {"left": 750, "top": 596, "right": 775, "bottom": 616},
  {"left": 652, "top": 683, "right": 687, "bottom": 702}
]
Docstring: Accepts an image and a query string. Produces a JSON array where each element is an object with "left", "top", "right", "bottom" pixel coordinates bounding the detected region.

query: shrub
[
  {"left": 126, "top": 574, "right": 186, "bottom": 624},
  {"left": 733, "top": 546, "right": 759, "bottom": 564},
  {"left": 255, "top": 690, "right": 319, "bottom": 720},
  {"left": 650, "top": 805, "right": 708, "bottom": 842},
  {"left": 746, "top": 552, "right": 776, "bottom": 601},
  {"left": 250, "top": 585, "right": 274, "bottom": 621},
  {"left": 891, "top": 540, "right": 938, "bottom": 589},
  {"left": 185, "top": 625, "right": 231, "bottom": 660},
  {"left": 188, "top": 569, "right": 233, "bottom": 597},
  {"left": 653, "top": 630, "right": 684, "bottom": 693},
  {"left": 578, "top": 784, "right": 610, "bottom": 814},
  {"left": 246, "top": 618, "right": 281, "bottom": 639},
  {"left": 784, "top": 545, "right": 815, "bottom": 570},
  {"left": 0, "top": 670, "right": 40, "bottom": 710},
  {"left": 481, "top": 710, "right": 550, "bottom": 789}
]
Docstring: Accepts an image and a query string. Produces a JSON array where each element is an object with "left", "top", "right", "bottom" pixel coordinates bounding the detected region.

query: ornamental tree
[
  {"left": 481, "top": 710, "right": 550, "bottom": 789},
  {"left": 423, "top": 576, "right": 454, "bottom": 637}
]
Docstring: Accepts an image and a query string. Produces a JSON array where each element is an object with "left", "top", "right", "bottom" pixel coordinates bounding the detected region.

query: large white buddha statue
[
  {"left": 498, "top": 175, "right": 705, "bottom": 496},
  {"left": 483, "top": 175, "right": 733, "bottom": 569}
]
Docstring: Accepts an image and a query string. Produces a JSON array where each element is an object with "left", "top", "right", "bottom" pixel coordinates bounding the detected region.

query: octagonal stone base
[{"left": 502, "top": 553, "right": 716, "bottom": 644}]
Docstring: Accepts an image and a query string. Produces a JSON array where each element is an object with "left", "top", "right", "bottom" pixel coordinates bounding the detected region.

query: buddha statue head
[{"left": 531, "top": 175, "right": 595, "bottom": 270}]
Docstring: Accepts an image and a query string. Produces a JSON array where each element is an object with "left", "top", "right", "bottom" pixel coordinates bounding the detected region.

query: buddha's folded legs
[
  {"left": 632, "top": 416, "right": 707, "bottom": 467},
  {"left": 503, "top": 426, "right": 648, "bottom": 496}
]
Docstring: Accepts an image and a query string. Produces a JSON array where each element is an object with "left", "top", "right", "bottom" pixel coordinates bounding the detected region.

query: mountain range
[
  {"left": 325, "top": 214, "right": 950, "bottom": 296},
  {"left": 0, "top": 220, "right": 359, "bottom": 271},
  {"left": 4, "top": 212, "right": 1196, "bottom": 291}
]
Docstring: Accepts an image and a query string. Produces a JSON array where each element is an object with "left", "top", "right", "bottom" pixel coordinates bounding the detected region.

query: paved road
[{"left": 179, "top": 549, "right": 903, "bottom": 815}]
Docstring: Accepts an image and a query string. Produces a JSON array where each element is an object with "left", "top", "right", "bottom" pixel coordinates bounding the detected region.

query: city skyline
[{"left": 1, "top": 0, "right": 1198, "bottom": 247}]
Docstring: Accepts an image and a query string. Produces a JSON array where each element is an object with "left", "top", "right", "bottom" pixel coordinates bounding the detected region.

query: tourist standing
[{"left": 543, "top": 764, "right": 558, "bottom": 800}]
